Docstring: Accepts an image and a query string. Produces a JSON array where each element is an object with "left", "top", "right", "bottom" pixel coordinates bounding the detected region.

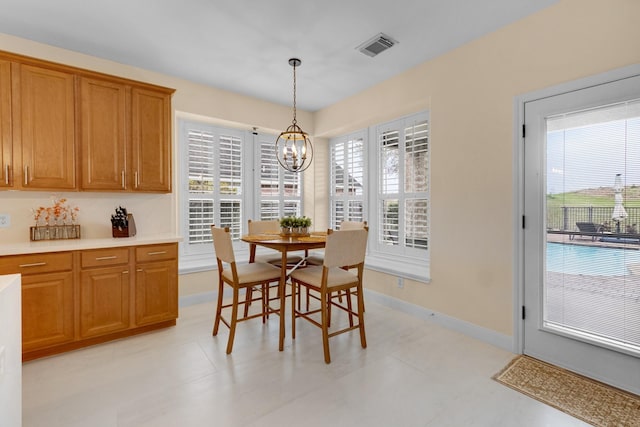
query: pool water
[{"left": 546, "top": 242, "right": 640, "bottom": 276}]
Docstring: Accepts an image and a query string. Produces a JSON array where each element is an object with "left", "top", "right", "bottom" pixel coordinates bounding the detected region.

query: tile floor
[{"left": 22, "top": 298, "right": 589, "bottom": 426}]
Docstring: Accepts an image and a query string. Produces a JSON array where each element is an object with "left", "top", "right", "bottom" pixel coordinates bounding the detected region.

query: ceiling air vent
[{"left": 357, "top": 33, "right": 398, "bottom": 57}]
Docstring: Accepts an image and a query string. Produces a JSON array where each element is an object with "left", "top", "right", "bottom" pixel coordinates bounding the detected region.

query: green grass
[{"left": 547, "top": 186, "right": 640, "bottom": 208}]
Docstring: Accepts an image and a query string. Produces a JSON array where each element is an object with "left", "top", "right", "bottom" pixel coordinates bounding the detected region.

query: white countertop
[{"left": 0, "top": 234, "right": 182, "bottom": 256}]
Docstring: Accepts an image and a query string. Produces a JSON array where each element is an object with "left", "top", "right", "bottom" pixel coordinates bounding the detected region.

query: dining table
[{"left": 241, "top": 232, "right": 327, "bottom": 351}]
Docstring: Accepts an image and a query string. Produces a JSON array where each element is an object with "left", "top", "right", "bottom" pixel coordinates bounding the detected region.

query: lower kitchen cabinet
[
  {"left": 0, "top": 242, "right": 178, "bottom": 361},
  {"left": 22, "top": 270, "right": 75, "bottom": 352}
]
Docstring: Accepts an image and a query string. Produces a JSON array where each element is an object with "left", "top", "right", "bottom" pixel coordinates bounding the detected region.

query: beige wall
[
  {"left": 1, "top": 0, "right": 639, "bottom": 335},
  {"left": 0, "top": 33, "right": 313, "bottom": 245},
  {"left": 315, "top": 0, "right": 640, "bottom": 336}
]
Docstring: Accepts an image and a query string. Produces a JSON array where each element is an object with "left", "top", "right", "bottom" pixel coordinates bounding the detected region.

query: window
[
  {"left": 179, "top": 120, "right": 246, "bottom": 267},
  {"left": 179, "top": 120, "right": 304, "bottom": 271},
  {"left": 255, "top": 135, "right": 302, "bottom": 220},
  {"left": 368, "top": 111, "right": 430, "bottom": 280},
  {"left": 330, "top": 131, "right": 366, "bottom": 228}
]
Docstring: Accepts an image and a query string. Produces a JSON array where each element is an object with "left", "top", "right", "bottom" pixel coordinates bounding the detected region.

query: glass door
[{"left": 523, "top": 73, "right": 640, "bottom": 395}]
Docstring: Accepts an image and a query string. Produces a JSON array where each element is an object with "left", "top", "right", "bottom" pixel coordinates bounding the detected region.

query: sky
[{"left": 547, "top": 117, "right": 640, "bottom": 195}]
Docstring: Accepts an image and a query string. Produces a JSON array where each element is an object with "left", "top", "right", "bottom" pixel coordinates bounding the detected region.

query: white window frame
[
  {"left": 329, "top": 130, "right": 367, "bottom": 229},
  {"left": 178, "top": 119, "right": 253, "bottom": 272},
  {"left": 366, "top": 111, "right": 430, "bottom": 282}
]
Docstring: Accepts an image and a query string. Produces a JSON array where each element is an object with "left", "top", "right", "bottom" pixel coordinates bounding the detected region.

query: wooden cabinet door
[
  {"left": 0, "top": 59, "right": 12, "bottom": 188},
  {"left": 135, "top": 259, "right": 178, "bottom": 325},
  {"left": 21, "top": 271, "right": 74, "bottom": 352},
  {"left": 15, "top": 64, "right": 76, "bottom": 189},
  {"left": 80, "top": 266, "right": 130, "bottom": 338},
  {"left": 131, "top": 88, "right": 171, "bottom": 192},
  {"left": 79, "top": 77, "right": 128, "bottom": 191}
]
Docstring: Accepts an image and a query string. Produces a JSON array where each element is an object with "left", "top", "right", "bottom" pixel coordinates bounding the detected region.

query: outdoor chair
[
  {"left": 290, "top": 228, "right": 369, "bottom": 364},
  {"left": 574, "top": 222, "right": 604, "bottom": 241},
  {"left": 211, "top": 225, "right": 282, "bottom": 354}
]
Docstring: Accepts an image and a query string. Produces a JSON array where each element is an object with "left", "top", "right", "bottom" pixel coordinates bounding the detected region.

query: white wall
[{"left": 0, "top": 274, "right": 21, "bottom": 427}]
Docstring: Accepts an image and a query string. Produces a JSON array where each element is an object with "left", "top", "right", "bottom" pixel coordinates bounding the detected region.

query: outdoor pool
[{"left": 547, "top": 242, "right": 640, "bottom": 276}]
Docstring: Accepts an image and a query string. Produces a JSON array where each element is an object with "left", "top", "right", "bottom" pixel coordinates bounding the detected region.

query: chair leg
[
  {"left": 244, "top": 287, "right": 253, "bottom": 318},
  {"left": 345, "top": 289, "right": 354, "bottom": 327},
  {"left": 321, "top": 289, "right": 331, "bottom": 364},
  {"left": 226, "top": 287, "right": 240, "bottom": 354},
  {"left": 262, "top": 283, "right": 267, "bottom": 323},
  {"left": 357, "top": 284, "right": 367, "bottom": 349},
  {"left": 291, "top": 279, "right": 297, "bottom": 339},
  {"left": 212, "top": 278, "right": 224, "bottom": 336}
]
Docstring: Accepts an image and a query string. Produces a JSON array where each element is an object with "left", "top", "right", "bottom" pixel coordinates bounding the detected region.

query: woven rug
[{"left": 494, "top": 355, "right": 640, "bottom": 426}]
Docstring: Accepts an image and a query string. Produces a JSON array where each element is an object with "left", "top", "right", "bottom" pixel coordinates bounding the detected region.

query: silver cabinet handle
[
  {"left": 122, "top": 270, "right": 129, "bottom": 274},
  {"left": 121, "top": 170, "right": 126, "bottom": 189},
  {"left": 95, "top": 256, "right": 118, "bottom": 261},
  {"left": 24, "top": 165, "right": 28, "bottom": 185},
  {"left": 4, "top": 164, "right": 8, "bottom": 185},
  {"left": 134, "top": 171, "right": 139, "bottom": 189},
  {"left": 19, "top": 262, "right": 47, "bottom": 268},
  {"left": 136, "top": 268, "right": 143, "bottom": 272},
  {"left": 147, "top": 251, "right": 167, "bottom": 256}
]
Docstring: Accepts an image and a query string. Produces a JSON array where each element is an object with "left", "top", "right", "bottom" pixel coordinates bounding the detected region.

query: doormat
[{"left": 493, "top": 355, "right": 640, "bottom": 426}]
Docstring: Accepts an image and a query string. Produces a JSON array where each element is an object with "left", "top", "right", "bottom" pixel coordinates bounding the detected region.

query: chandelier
[{"left": 275, "top": 58, "right": 313, "bottom": 173}]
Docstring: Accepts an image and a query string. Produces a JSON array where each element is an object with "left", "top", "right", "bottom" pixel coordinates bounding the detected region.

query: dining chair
[
  {"left": 289, "top": 228, "right": 369, "bottom": 363},
  {"left": 305, "top": 220, "right": 367, "bottom": 266},
  {"left": 211, "top": 225, "right": 282, "bottom": 354},
  {"left": 305, "top": 220, "right": 368, "bottom": 316},
  {"left": 247, "top": 219, "right": 304, "bottom": 265}
]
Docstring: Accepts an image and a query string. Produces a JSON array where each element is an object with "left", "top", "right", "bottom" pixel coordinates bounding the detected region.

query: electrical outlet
[
  {"left": 397, "top": 277, "right": 404, "bottom": 289},
  {"left": 0, "top": 213, "right": 10, "bottom": 228}
]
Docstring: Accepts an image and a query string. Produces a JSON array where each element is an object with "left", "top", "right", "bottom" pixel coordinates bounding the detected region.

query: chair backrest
[
  {"left": 339, "top": 220, "right": 367, "bottom": 231},
  {"left": 211, "top": 226, "right": 236, "bottom": 264},
  {"left": 323, "top": 228, "right": 368, "bottom": 269},
  {"left": 576, "top": 222, "right": 600, "bottom": 233},
  {"left": 248, "top": 219, "right": 280, "bottom": 234}
]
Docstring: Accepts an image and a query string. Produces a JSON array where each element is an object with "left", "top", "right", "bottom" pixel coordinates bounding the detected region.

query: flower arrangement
[{"left": 32, "top": 197, "right": 79, "bottom": 226}]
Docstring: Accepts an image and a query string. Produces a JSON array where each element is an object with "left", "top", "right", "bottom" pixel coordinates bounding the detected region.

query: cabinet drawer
[
  {"left": 81, "top": 248, "right": 129, "bottom": 268},
  {"left": 136, "top": 243, "right": 177, "bottom": 263},
  {"left": 0, "top": 252, "right": 73, "bottom": 275}
]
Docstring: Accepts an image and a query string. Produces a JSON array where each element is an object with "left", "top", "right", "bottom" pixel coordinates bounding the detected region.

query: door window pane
[{"left": 546, "top": 99, "right": 640, "bottom": 354}]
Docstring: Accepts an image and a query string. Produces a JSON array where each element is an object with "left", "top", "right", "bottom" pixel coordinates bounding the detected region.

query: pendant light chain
[{"left": 292, "top": 62, "right": 297, "bottom": 126}]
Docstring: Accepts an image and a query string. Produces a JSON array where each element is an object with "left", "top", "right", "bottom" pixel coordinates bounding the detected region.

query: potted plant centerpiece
[
  {"left": 280, "top": 216, "right": 312, "bottom": 236},
  {"left": 297, "top": 216, "right": 312, "bottom": 235}
]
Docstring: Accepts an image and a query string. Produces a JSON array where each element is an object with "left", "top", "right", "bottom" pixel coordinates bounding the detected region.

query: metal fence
[{"left": 547, "top": 206, "right": 640, "bottom": 233}]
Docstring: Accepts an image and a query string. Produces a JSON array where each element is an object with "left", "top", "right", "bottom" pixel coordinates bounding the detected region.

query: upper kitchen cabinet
[
  {"left": 0, "top": 50, "right": 174, "bottom": 193},
  {"left": 131, "top": 88, "right": 172, "bottom": 192},
  {"left": 13, "top": 63, "right": 76, "bottom": 190},
  {"left": 78, "top": 77, "right": 128, "bottom": 191},
  {"left": 0, "top": 60, "right": 11, "bottom": 188},
  {"left": 79, "top": 79, "right": 173, "bottom": 193}
]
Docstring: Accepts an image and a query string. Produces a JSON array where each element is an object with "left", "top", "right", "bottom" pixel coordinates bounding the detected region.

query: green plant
[
  {"left": 279, "top": 216, "right": 296, "bottom": 228},
  {"left": 279, "top": 215, "right": 312, "bottom": 228}
]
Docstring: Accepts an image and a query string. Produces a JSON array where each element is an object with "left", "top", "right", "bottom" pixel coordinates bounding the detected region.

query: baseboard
[
  {"left": 363, "top": 289, "right": 513, "bottom": 352},
  {"left": 178, "top": 288, "right": 514, "bottom": 352}
]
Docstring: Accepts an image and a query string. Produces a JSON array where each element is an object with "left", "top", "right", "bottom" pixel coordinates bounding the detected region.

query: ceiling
[{"left": 0, "top": 0, "right": 557, "bottom": 112}]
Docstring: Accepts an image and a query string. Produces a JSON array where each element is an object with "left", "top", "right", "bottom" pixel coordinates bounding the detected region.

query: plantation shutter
[
  {"left": 257, "top": 136, "right": 301, "bottom": 220},
  {"left": 380, "top": 128, "right": 400, "bottom": 246},
  {"left": 187, "top": 129, "right": 215, "bottom": 243},
  {"left": 218, "top": 134, "right": 242, "bottom": 239},
  {"left": 330, "top": 134, "right": 366, "bottom": 229},
  {"left": 404, "top": 120, "right": 429, "bottom": 250}
]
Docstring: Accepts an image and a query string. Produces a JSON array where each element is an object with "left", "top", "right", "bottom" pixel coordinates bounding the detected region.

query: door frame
[{"left": 513, "top": 63, "right": 640, "bottom": 355}]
